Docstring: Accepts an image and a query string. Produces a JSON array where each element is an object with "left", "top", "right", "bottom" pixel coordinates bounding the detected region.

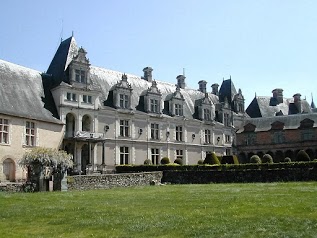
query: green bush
[
  {"left": 144, "top": 159, "right": 152, "bottom": 165},
  {"left": 262, "top": 154, "right": 273, "bottom": 163},
  {"left": 161, "top": 157, "right": 170, "bottom": 165},
  {"left": 174, "top": 158, "right": 183, "bottom": 165},
  {"left": 296, "top": 150, "right": 310, "bottom": 162},
  {"left": 284, "top": 157, "right": 291, "bottom": 163},
  {"left": 197, "top": 159, "right": 204, "bottom": 165},
  {"left": 250, "top": 155, "right": 261, "bottom": 164},
  {"left": 204, "top": 152, "right": 220, "bottom": 165}
]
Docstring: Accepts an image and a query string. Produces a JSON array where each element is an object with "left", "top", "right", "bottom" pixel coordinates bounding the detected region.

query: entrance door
[
  {"left": 3, "top": 158, "right": 15, "bottom": 182},
  {"left": 81, "top": 144, "right": 89, "bottom": 174}
]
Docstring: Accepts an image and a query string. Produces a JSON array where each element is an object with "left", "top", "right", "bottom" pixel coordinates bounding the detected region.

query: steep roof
[
  {"left": 89, "top": 66, "right": 219, "bottom": 119},
  {"left": 47, "top": 36, "right": 78, "bottom": 83},
  {"left": 237, "top": 113, "right": 317, "bottom": 133},
  {"left": 218, "top": 78, "right": 237, "bottom": 103},
  {"left": 246, "top": 96, "right": 312, "bottom": 118},
  {"left": 0, "top": 60, "right": 62, "bottom": 124}
]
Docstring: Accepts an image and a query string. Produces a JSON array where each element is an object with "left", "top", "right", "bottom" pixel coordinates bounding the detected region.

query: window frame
[
  {"left": 25, "top": 121, "right": 36, "bottom": 147},
  {"left": 175, "top": 126, "right": 183, "bottom": 141},
  {"left": 150, "top": 123, "right": 160, "bottom": 140},
  {"left": 175, "top": 103, "right": 183, "bottom": 116},
  {"left": 204, "top": 129, "right": 211, "bottom": 144},
  {"left": 0, "top": 118, "right": 9, "bottom": 144},
  {"left": 176, "top": 149, "right": 183, "bottom": 160},
  {"left": 151, "top": 148, "right": 160, "bottom": 165},
  {"left": 119, "top": 120, "right": 129, "bottom": 137},
  {"left": 120, "top": 146, "right": 129, "bottom": 164}
]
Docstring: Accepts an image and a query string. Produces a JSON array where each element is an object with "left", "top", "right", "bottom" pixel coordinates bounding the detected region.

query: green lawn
[{"left": 1, "top": 182, "right": 317, "bottom": 238}]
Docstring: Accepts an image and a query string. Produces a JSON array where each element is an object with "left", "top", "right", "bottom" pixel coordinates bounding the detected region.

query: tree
[
  {"left": 262, "top": 154, "right": 273, "bottom": 163},
  {"left": 250, "top": 155, "right": 261, "bottom": 164},
  {"left": 296, "top": 150, "right": 310, "bottom": 162},
  {"left": 19, "top": 147, "right": 73, "bottom": 191},
  {"left": 204, "top": 152, "right": 220, "bottom": 165}
]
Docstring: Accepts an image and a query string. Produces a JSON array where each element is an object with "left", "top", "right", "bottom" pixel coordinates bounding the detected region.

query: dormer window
[
  {"left": 204, "top": 108, "right": 211, "bottom": 121},
  {"left": 120, "top": 94, "right": 129, "bottom": 108},
  {"left": 144, "top": 81, "right": 162, "bottom": 114},
  {"left": 66, "top": 92, "right": 77, "bottom": 101},
  {"left": 175, "top": 103, "right": 183, "bottom": 116},
  {"left": 75, "top": 69, "right": 86, "bottom": 83},
  {"left": 150, "top": 99, "right": 159, "bottom": 113}
]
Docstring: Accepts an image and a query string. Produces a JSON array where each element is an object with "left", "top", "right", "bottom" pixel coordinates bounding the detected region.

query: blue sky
[{"left": 1, "top": 0, "right": 316, "bottom": 107}]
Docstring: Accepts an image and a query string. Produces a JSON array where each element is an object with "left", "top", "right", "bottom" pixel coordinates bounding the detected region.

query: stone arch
[
  {"left": 285, "top": 150, "right": 294, "bottom": 161},
  {"left": 275, "top": 150, "right": 284, "bottom": 163},
  {"left": 238, "top": 152, "right": 247, "bottom": 164},
  {"left": 3, "top": 158, "right": 16, "bottom": 182},
  {"left": 306, "top": 149, "right": 314, "bottom": 160},
  {"left": 82, "top": 114, "right": 92, "bottom": 132},
  {"left": 65, "top": 113, "right": 76, "bottom": 137}
]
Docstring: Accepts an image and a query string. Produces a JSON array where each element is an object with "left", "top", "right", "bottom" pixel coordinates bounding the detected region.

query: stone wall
[
  {"left": 67, "top": 171, "right": 163, "bottom": 191},
  {"left": 0, "top": 183, "right": 23, "bottom": 192}
]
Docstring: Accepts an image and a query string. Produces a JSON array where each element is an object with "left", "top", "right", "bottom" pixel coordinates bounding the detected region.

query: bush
[
  {"left": 250, "top": 155, "right": 261, "bottom": 164},
  {"left": 284, "top": 157, "right": 291, "bottom": 163},
  {"left": 144, "top": 159, "right": 152, "bottom": 165},
  {"left": 204, "top": 152, "right": 220, "bottom": 165},
  {"left": 174, "top": 158, "right": 183, "bottom": 165},
  {"left": 161, "top": 157, "right": 170, "bottom": 165},
  {"left": 296, "top": 150, "right": 310, "bottom": 162},
  {"left": 262, "top": 154, "right": 273, "bottom": 163},
  {"left": 197, "top": 159, "right": 204, "bottom": 165}
]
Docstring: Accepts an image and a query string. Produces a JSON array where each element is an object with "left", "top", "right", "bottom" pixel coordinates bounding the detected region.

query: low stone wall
[
  {"left": 67, "top": 171, "right": 163, "bottom": 191},
  {"left": 0, "top": 183, "right": 23, "bottom": 192},
  {"left": 162, "top": 168, "right": 317, "bottom": 184}
]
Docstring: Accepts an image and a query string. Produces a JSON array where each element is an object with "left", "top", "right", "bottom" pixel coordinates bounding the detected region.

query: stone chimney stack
[
  {"left": 143, "top": 67, "right": 153, "bottom": 82},
  {"left": 198, "top": 80, "right": 207, "bottom": 93},
  {"left": 211, "top": 83, "right": 219, "bottom": 96},
  {"left": 293, "top": 93, "right": 302, "bottom": 113},
  {"left": 272, "top": 88, "right": 284, "bottom": 104},
  {"left": 176, "top": 75, "right": 186, "bottom": 89}
]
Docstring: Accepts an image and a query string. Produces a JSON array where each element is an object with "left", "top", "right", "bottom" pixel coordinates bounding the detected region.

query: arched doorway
[
  {"left": 82, "top": 115, "right": 91, "bottom": 132},
  {"left": 81, "top": 144, "right": 89, "bottom": 174},
  {"left": 3, "top": 158, "right": 15, "bottom": 182},
  {"left": 66, "top": 113, "right": 76, "bottom": 137}
]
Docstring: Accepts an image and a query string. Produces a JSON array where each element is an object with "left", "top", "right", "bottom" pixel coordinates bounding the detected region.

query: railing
[{"left": 64, "top": 131, "right": 104, "bottom": 139}]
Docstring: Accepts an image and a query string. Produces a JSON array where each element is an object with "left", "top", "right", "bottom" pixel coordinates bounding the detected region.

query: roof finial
[
  {"left": 183, "top": 68, "right": 185, "bottom": 76},
  {"left": 255, "top": 92, "right": 257, "bottom": 98},
  {"left": 230, "top": 75, "right": 231, "bottom": 80},
  {"left": 72, "top": 31, "right": 74, "bottom": 37}
]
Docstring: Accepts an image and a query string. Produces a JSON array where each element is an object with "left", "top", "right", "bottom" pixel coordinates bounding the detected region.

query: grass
[{"left": 1, "top": 182, "right": 317, "bottom": 237}]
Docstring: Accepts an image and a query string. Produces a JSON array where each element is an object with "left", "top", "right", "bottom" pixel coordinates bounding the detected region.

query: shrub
[
  {"left": 197, "top": 159, "right": 204, "bottom": 165},
  {"left": 161, "top": 157, "right": 170, "bottom": 165},
  {"left": 262, "top": 154, "right": 273, "bottom": 163},
  {"left": 284, "top": 157, "right": 291, "bottom": 163},
  {"left": 250, "top": 155, "right": 261, "bottom": 164},
  {"left": 174, "top": 158, "right": 183, "bottom": 165},
  {"left": 144, "top": 159, "right": 152, "bottom": 165},
  {"left": 296, "top": 150, "right": 310, "bottom": 162},
  {"left": 204, "top": 152, "right": 220, "bottom": 165}
]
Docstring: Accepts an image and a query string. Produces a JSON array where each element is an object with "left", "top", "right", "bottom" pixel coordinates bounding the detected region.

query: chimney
[
  {"left": 198, "top": 80, "right": 207, "bottom": 93},
  {"left": 293, "top": 93, "right": 302, "bottom": 113},
  {"left": 211, "top": 83, "right": 219, "bottom": 96},
  {"left": 143, "top": 67, "right": 153, "bottom": 82},
  {"left": 176, "top": 75, "right": 186, "bottom": 89},
  {"left": 272, "top": 88, "right": 283, "bottom": 104}
]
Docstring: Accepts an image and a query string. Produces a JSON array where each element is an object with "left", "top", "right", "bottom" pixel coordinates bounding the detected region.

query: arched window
[
  {"left": 65, "top": 113, "right": 76, "bottom": 137},
  {"left": 3, "top": 158, "right": 15, "bottom": 182},
  {"left": 82, "top": 115, "right": 91, "bottom": 132}
]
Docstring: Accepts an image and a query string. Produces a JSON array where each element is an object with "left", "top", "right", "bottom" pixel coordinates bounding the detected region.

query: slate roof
[
  {"left": 89, "top": 66, "right": 219, "bottom": 120},
  {"left": 237, "top": 113, "right": 317, "bottom": 133},
  {"left": 246, "top": 96, "right": 312, "bottom": 118},
  {"left": 218, "top": 78, "right": 237, "bottom": 103},
  {"left": 0, "top": 60, "right": 63, "bottom": 124}
]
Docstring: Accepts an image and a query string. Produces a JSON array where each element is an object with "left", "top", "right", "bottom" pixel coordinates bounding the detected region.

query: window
[
  {"left": 225, "top": 135, "right": 231, "bottom": 143},
  {"left": 66, "top": 92, "right": 77, "bottom": 102},
  {"left": 205, "top": 129, "right": 211, "bottom": 144},
  {"left": 176, "top": 126, "right": 183, "bottom": 141},
  {"left": 75, "top": 69, "right": 86, "bottom": 83},
  {"left": 302, "top": 130, "right": 314, "bottom": 141},
  {"left": 0, "top": 118, "right": 9, "bottom": 144},
  {"left": 119, "top": 120, "right": 129, "bottom": 137},
  {"left": 82, "top": 95, "right": 92, "bottom": 104},
  {"left": 120, "top": 146, "right": 129, "bottom": 164},
  {"left": 151, "top": 123, "right": 159, "bottom": 140},
  {"left": 204, "top": 108, "right": 211, "bottom": 121},
  {"left": 246, "top": 133, "right": 256, "bottom": 145},
  {"left": 176, "top": 150, "right": 183, "bottom": 160},
  {"left": 25, "top": 121, "right": 35, "bottom": 146},
  {"left": 151, "top": 148, "right": 160, "bottom": 165},
  {"left": 273, "top": 131, "right": 285, "bottom": 144},
  {"left": 175, "top": 103, "right": 183, "bottom": 116},
  {"left": 119, "top": 94, "right": 129, "bottom": 109},
  {"left": 224, "top": 113, "right": 230, "bottom": 126},
  {"left": 150, "top": 99, "right": 159, "bottom": 113}
]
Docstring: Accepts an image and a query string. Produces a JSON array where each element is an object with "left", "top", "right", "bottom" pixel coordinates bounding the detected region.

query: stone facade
[{"left": 67, "top": 172, "right": 163, "bottom": 191}]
